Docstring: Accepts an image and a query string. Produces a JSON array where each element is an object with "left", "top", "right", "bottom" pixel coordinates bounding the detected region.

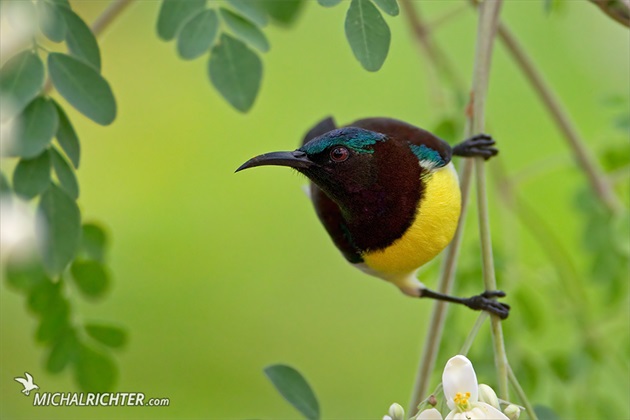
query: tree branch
[
  {"left": 496, "top": 23, "right": 624, "bottom": 215},
  {"left": 588, "top": 0, "right": 630, "bottom": 28},
  {"left": 469, "top": 0, "right": 508, "bottom": 401}
]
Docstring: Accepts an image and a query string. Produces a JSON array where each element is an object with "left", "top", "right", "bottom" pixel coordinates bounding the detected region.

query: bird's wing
[
  {"left": 301, "top": 116, "right": 337, "bottom": 146},
  {"left": 301, "top": 117, "right": 363, "bottom": 264},
  {"left": 25, "top": 372, "right": 33, "bottom": 382},
  {"left": 348, "top": 117, "right": 453, "bottom": 168},
  {"left": 15, "top": 377, "right": 27, "bottom": 386}
]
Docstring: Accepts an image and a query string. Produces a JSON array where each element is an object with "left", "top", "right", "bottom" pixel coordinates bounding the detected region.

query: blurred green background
[{"left": 1, "top": 0, "right": 629, "bottom": 418}]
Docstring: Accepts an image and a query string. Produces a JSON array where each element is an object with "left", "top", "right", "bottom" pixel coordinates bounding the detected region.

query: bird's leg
[
  {"left": 452, "top": 134, "right": 498, "bottom": 160},
  {"left": 419, "top": 288, "right": 510, "bottom": 319}
]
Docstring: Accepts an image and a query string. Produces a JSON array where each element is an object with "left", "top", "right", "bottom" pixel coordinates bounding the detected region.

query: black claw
[
  {"left": 469, "top": 133, "right": 492, "bottom": 141},
  {"left": 452, "top": 134, "right": 499, "bottom": 161},
  {"left": 463, "top": 291, "right": 510, "bottom": 319},
  {"left": 481, "top": 290, "right": 506, "bottom": 298}
]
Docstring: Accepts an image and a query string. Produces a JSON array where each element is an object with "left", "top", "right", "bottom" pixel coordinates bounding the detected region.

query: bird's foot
[
  {"left": 452, "top": 134, "right": 498, "bottom": 160},
  {"left": 419, "top": 288, "right": 510, "bottom": 319},
  {"left": 462, "top": 290, "right": 510, "bottom": 319}
]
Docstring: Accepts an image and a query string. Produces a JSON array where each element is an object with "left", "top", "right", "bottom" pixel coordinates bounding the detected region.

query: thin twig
[
  {"left": 508, "top": 365, "right": 539, "bottom": 420},
  {"left": 496, "top": 23, "right": 623, "bottom": 215},
  {"left": 587, "top": 0, "right": 630, "bottom": 28},
  {"left": 469, "top": 0, "right": 509, "bottom": 401},
  {"left": 414, "top": 312, "right": 489, "bottom": 414},
  {"left": 399, "top": 0, "right": 467, "bottom": 94},
  {"left": 425, "top": 4, "right": 469, "bottom": 33},
  {"left": 44, "top": 0, "right": 135, "bottom": 94},
  {"left": 91, "top": 0, "right": 135, "bottom": 36},
  {"left": 407, "top": 160, "right": 474, "bottom": 415}
]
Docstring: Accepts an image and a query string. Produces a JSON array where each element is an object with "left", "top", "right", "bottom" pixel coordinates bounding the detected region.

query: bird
[
  {"left": 15, "top": 372, "right": 39, "bottom": 396},
  {"left": 236, "top": 117, "right": 509, "bottom": 319}
]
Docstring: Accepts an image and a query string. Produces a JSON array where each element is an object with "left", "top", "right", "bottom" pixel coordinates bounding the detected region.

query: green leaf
[
  {"left": 59, "top": 7, "right": 101, "bottom": 71},
  {"left": 226, "top": 0, "right": 268, "bottom": 26},
  {"left": 38, "top": 184, "right": 81, "bottom": 276},
  {"left": 50, "top": 146, "right": 79, "bottom": 199},
  {"left": 0, "top": 171, "right": 10, "bottom": 195},
  {"left": 0, "top": 51, "right": 45, "bottom": 121},
  {"left": 344, "top": 0, "right": 391, "bottom": 72},
  {"left": 80, "top": 223, "right": 108, "bottom": 262},
  {"left": 85, "top": 323, "right": 127, "bottom": 348},
  {"left": 13, "top": 150, "right": 51, "bottom": 199},
  {"left": 264, "top": 365, "right": 320, "bottom": 420},
  {"left": 49, "top": 0, "right": 71, "bottom": 8},
  {"left": 36, "top": 299, "right": 70, "bottom": 343},
  {"left": 52, "top": 100, "right": 80, "bottom": 168},
  {"left": 11, "top": 97, "right": 58, "bottom": 159},
  {"left": 177, "top": 9, "right": 219, "bottom": 60},
  {"left": 260, "top": 0, "right": 304, "bottom": 26},
  {"left": 317, "top": 0, "right": 342, "bottom": 7},
  {"left": 47, "top": 329, "right": 79, "bottom": 373},
  {"left": 209, "top": 34, "right": 262, "bottom": 113},
  {"left": 156, "top": 0, "right": 207, "bottom": 41},
  {"left": 75, "top": 344, "right": 117, "bottom": 392},
  {"left": 28, "top": 277, "right": 64, "bottom": 315},
  {"left": 48, "top": 53, "right": 116, "bottom": 125},
  {"left": 220, "top": 8, "right": 270, "bottom": 53},
  {"left": 71, "top": 260, "right": 109, "bottom": 298},
  {"left": 6, "top": 0, "right": 38, "bottom": 33},
  {"left": 372, "top": 0, "right": 399, "bottom": 16},
  {"left": 6, "top": 257, "right": 48, "bottom": 292},
  {"left": 37, "top": 0, "right": 67, "bottom": 43},
  {"left": 534, "top": 405, "right": 561, "bottom": 420}
]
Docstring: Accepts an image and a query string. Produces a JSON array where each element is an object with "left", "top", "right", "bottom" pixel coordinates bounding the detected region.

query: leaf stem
[
  {"left": 469, "top": 0, "right": 508, "bottom": 401},
  {"left": 587, "top": 0, "right": 630, "bottom": 28},
  {"left": 508, "top": 365, "right": 539, "bottom": 420},
  {"left": 407, "top": 159, "right": 474, "bottom": 415},
  {"left": 44, "top": 0, "right": 135, "bottom": 94},
  {"left": 495, "top": 22, "right": 624, "bottom": 215}
]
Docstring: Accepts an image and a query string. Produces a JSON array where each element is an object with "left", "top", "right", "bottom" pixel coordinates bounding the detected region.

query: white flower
[
  {"left": 478, "top": 384, "right": 500, "bottom": 409},
  {"left": 417, "top": 408, "right": 443, "bottom": 419},
  {"left": 385, "top": 403, "right": 405, "bottom": 420},
  {"left": 442, "top": 355, "right": 508, "bottom": 420},
  {"left": 503, "top": 404, "right": 521, "bottom": 420}
]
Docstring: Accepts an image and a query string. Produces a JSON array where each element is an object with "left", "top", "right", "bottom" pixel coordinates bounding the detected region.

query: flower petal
[
  {"left": 417, "top": 408, "right": 443, "bottom": 420},
  {"left": 476, "top": 402, "right": 510, "bottom": 419},
  {"left": 442, "top": 355, "right": 479, "bottom": 409},
  {"left": 478, "top": 384, "right": 500, "bottom": 409}
]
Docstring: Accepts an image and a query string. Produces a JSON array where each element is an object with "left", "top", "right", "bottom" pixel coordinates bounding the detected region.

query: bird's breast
[{"left": 360, "top": 162, "right": 461, "bottom": 282}]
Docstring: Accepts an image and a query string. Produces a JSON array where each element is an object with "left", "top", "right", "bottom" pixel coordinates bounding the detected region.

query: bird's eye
[{"left": 330, "top": 146, "right": 349, "bottom": 162}]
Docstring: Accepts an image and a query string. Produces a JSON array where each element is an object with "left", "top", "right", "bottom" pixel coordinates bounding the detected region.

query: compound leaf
[
  {"left": 177, "top": 9, "right": 219, "bottom": 60},
  {"left": 0, "top": 51, "right": 45, "bottom": 121},
  {"left": 344, "top": 0, "right": 391, "bottom": 72},
  {"left": 48, "top": 53, "right": 116, "bottom": 125},
  {"left": 38, "top": 184, "right": 81, "bottom": 276},
  {"left": 208, "top": 33, "right": 262, "bottom": 113}
]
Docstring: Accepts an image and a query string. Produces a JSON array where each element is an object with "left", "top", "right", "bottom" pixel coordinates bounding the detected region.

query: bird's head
[{"left": 236, "top": 127, "right": 390, "bottom": 205}]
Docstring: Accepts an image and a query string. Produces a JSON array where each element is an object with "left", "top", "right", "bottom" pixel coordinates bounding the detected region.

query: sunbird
[{"left": 237, "top": 117, "right": 509, "bottom": 319}]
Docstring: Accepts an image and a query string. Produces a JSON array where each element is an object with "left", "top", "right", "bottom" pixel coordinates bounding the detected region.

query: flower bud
[
  {"left": 388, "top": 403, "right": 405, "bottom": 420},
  {"left": 504, "top": 404, "right": 521, "bottom": 420},
  {"left": 477, "top": 384, "right": 500, "bottom": 409}
]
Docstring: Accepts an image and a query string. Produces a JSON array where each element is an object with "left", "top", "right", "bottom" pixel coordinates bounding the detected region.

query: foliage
[
  {"left": 156, "top": 0, "right": 396, "bottom": 112},
  {"left": 1, "top": 0, "right": 628, "bottom": 418},
  {"left": 1, "top": 0, "right": 123, "bottom": 392}
]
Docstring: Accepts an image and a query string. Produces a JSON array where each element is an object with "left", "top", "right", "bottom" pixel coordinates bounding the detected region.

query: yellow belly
[{"left": 361, "top": 163, "right": 461, "bottom": 284}]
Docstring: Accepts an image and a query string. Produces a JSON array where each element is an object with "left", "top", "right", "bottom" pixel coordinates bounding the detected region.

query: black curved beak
[{"left": 235, "top": 150, "right": 313, "bottom": 172}]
